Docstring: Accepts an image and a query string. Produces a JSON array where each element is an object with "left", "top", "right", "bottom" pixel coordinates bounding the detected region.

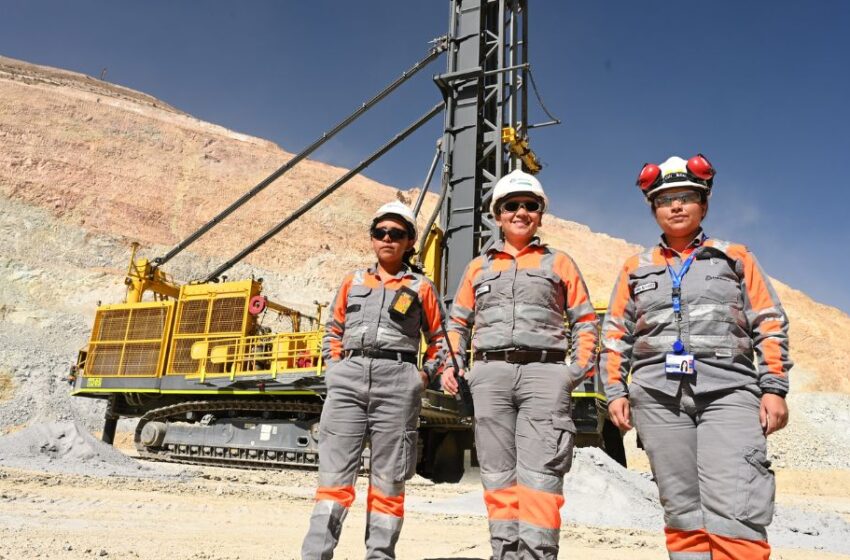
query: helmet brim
[{"left": 646, "top": 181, "right": 711, "bottom": 203}]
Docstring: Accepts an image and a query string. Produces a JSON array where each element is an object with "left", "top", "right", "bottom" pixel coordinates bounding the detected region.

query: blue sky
[{"left": 2, "top": 1, "right": 848, "bottom": 313}]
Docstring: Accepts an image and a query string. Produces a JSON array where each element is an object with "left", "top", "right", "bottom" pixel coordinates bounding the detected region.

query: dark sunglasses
[
  {"left": 500, "top": 199, "right": 542, "bottom": 213},
  {"left": 370, "top": 227, "right": 409, "bottom": 242}
]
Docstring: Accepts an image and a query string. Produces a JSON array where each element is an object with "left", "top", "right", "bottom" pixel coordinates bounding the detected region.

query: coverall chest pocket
[
  {"left": 473, "top": 270, "right": 502, "bottom": 310},
  {"left": 387, "top": 289, "right": 422, "bottom": 337},
  {"left": 697, "top": 260, "right": 742, "bottom": 306},
  {"left": 631, "top": 265, "right": 667, "bottom": 314},
  {"left": 344, "top": 286, "right": 372, "bottom": 327},
  {"left": 518, "top": 268, "right": 564, "bottom": 309}
]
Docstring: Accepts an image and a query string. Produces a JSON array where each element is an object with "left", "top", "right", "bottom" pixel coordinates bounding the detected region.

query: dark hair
[{"left": 403, "top": 249, "right": 424, "bottom": 274}]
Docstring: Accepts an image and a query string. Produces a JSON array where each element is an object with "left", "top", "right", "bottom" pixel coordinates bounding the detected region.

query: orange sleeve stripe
[
  {"left": 516, "top": 484, "right": 564, "bottom": 529},
  {"left": 367, "top": 486, "right": 405, "bottom": 518},
  {"left": 315, "top": 485, "right": 356, "bottom": 508},
  {"left": 552, "top": 253, "right": 586, "bottom": 310},
  {"left": 726, "top": 244, "right": 773, "bottom": 311},
  {"left": 327, "top": 274, "right": 355, "bottom": 361},
  {"left": 762, "top": 337, "right": 785, "bottom": 377},
  {"left": 575, "top": 330, "right": 597, "bottom": 368},
  {"left": 331, "top": 274, "right": 354, "bottom": 325},
  {"left": 483, "top": 486, "right": 519, "bottom": 521},
  {"left": 604, "top": 261, "right": 635, "bottom": 385},
  {"left": 419, "top": 281, "right": 446, "bottom": 362},
  {"left": 453, "top": 257, "right": 483, "bottom": 312},
  {"left": 730, "top": 247, "right": 789, "bottom": 377},
  {"left": 664, "top": 528, "right": 710, "bottom": 553}
]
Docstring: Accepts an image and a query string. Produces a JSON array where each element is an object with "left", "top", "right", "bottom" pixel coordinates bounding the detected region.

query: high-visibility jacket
[
  {"left": 600, "top": 232, "right": 792, "bottom": 401},
  {"left": 447, "top": 239, "right": 598, "bottom": 381},
  {"left": 322, "top": 263, "right": 445, "bottom": 379}
]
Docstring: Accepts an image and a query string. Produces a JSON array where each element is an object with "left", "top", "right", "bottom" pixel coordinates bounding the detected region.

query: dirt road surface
[{"left": 1, "top": 456, "right": 848, "bottom": 560}]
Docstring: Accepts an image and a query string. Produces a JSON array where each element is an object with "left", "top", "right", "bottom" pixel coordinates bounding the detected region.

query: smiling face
[
  {"left": 652, "top": 187, "right": 707, "bottom": 241},
  {"left": 497, "top": 194, "right": 543, "bottom": 246},
  {"left": 370, "top": 217, "right": 415, "bottom": 267}
]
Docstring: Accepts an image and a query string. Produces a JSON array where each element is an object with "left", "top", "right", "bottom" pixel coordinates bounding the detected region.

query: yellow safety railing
[{"left": 184, "top": 330, "right": 325, "bottom": 382}]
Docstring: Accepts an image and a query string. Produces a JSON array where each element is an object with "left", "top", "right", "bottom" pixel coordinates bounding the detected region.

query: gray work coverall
[{"left": 301, "top": 264, "right": 445, "bottom": 560}]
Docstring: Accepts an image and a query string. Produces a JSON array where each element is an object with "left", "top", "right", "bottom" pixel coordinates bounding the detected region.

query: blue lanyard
[
  {"left": 666, "top": 250, "right": 699, "bottom": 354},
  {"left": 667, "top": 252, "right": 697, "bottom": 314}
]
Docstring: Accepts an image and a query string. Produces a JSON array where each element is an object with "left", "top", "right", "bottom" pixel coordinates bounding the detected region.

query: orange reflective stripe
[
  {"left": 707, "top": 533, "right": 770, "bottom": 560},
  {"left": 554, "top": 252, "right": 597, "bottom": 371},
  {"left": 366, "top": 486, "right": 405, "bottom": 518},
  {"left": 664, "top": 527, "right": 710, "bottom": 553},
  {"left": 516, "top": 484, "right": 563, "bottom": 529},
  {"left": 483, "top": 486, "right": 519, "bottom": 521},
  {"left": 727, "top": 245, "right": 789, "bottom": 378},
  {"left": 315, "top": 485, "right": 355, "bottom": 508},
  {"left": 604, "top": 259, "right": 637, "bottom": 386},
  {"left": 574, "top": 316, "right": 598, "bottom": 369},
  {"left": 326, "top": 274, "right": 356, "bottom": 360},
  {"left": 651, "top": 247, "right": 667, "bottom": 266},
  {"left": 419, "top": 280, "right": 446, "bottom": 364}
]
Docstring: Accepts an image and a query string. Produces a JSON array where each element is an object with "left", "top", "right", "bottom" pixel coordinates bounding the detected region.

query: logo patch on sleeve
[
  {"left": 634, "top": 281, "right": 658, "bottom": 295},
  {"left": 474, "top": 284, "right": 491, "bottom": 297}
]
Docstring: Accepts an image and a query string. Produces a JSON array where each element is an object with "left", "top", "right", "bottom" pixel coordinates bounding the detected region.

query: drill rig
[{"left": 71, "top": 0, "right": 623, "bottom": 482}]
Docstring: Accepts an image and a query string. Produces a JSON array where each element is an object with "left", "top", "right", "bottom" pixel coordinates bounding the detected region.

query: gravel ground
[{"left": 1, "top": 424, "right": 850, "bottom": 556}]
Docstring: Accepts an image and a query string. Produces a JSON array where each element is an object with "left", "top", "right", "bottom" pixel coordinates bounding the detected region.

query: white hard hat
[
  {"left": 637, "top": 155, "right": 715, "bottom": 201},
  {"left": 372, "top": 201, "right": 417, "bottom": 239},
  {"left": 489, "top": 169, "right": 548, "bottom": 215}
]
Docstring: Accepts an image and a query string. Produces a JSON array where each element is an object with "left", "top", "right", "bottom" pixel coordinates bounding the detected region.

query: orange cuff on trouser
[{"left": 472, "top": 362, "right": 575, "bottom": 560}]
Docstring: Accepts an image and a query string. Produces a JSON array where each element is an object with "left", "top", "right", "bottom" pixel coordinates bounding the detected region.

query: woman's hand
[
  {"left": 441, "top": 367, "right": 465, "bottom": 395},
  {"left": 608, "top": 397, "right": 633, "bottom": 431},
  {"left": 419, "top": 370, "right": 429, "bottom": 389},
  {"left": 760, "top": 394, "right": 789, "bottom": 435}
]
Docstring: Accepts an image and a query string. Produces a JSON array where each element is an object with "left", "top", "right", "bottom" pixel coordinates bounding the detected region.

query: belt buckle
[{"left": 504, "top": 350, "right": 517, "bottom": 364}]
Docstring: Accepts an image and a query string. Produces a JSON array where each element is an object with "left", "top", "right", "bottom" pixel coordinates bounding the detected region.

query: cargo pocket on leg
[
  {"left": 544, "top": 415, "right": 577, "bottom": 475},
  {"left": 396, "top": 430, "right": 419, "bottom": 482},
  {"left": 734, "top": 447, "right": 776, "bottom": 527}
]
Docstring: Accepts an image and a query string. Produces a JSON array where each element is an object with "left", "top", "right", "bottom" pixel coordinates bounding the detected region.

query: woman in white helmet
[
  {"left": 600, "top": 155, "right": 791, "bottom": 560},
  {"left": 441, "top": 169, "right": 598, "bottom": 560},
  {"left": 301, "top": 201, "right": 446, "bottom": 559}
]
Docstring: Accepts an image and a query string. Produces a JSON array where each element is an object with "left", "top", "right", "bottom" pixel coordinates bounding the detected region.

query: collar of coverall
[
  {"left": 658, "top": 228, "right": 707, "bottom": 257},
  {"left": 488, "top": 236, "right": 545, "bottom": 255},
  {"left": 367, "top": 261, "right": 415, "bottom": 279}
]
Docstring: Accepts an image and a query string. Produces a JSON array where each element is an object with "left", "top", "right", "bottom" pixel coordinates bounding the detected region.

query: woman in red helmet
[{"left": 600, "top": 155, "right": 791, "bottom": 560}]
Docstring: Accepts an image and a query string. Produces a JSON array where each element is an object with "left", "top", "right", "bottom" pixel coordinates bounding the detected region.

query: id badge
[
  {"left": 665, "top": 353, "right": 695, "bottom": 375},
  {"left": 389, "top": 286, "right": 418, "bottom": 319}
]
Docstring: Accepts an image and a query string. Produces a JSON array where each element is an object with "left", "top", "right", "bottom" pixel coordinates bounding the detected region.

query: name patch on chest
[
  {"left": 475, "top": 285, "right": 491, "bottom": 297},
  {"left": 634, "top": 281, "right": 658, "bottom": 295}
]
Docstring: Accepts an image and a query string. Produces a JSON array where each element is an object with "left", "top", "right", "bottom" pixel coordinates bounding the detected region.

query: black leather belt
[
  {"left": 346, "top": 349, "right": 417, "bottom": 364},
  {"left": 473, "top": 349, "right": 567, "bottom": 364}
]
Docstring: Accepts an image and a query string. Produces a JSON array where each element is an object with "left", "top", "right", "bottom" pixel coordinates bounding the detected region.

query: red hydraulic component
[{"left": 248, "top": 295, "right": 267, "bottom": 315}]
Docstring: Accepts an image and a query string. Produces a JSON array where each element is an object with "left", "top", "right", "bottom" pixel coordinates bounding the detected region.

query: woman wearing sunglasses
[
  {"left": 600, "top": 155, "right": 791, "bottom": 560},
  {"left": 441, "top": 169, "right": 598, "bottom": 560},
  {"left": 301, "top": 201, "right": 446, "bottom": 559}
]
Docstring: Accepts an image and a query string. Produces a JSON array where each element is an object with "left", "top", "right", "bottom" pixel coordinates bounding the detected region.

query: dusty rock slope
[{"left": 1, "top": 52, "right": 848, "bottom": 400}]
